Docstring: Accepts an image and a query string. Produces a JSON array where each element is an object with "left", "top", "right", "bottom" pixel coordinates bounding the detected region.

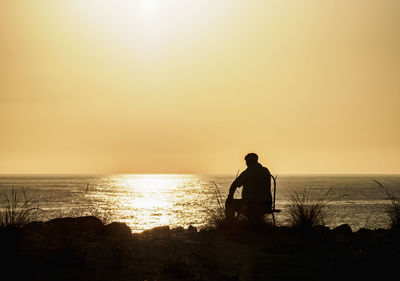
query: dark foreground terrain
[{"left": 1, "top": 216, "right": 399, "bottom": 281}]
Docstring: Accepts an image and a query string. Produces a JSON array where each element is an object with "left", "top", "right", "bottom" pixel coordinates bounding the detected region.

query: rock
[
  {"left": 18, "top": 216, "right": 106, "bottom": 262},
  {"left": 171, "top": 226, "right": 185, "bottom": 234},
  {"left": 104, "top": 222, "right": 132, "bottom": 239},
  {"left": 187, "top": 225, "right": 197, "bottom": 233},
  {"left": 356, "top": 228, "right": 373, "bottom": 235},
  {"left": 46, "top": 216, "right": 104, "bottom": 236},
  {"left": 354, "top": 228, "right": 374, "bottom": 244},
  {"left": 332, "top": 224, "right": 352, "bottom": 235},
  {"left": 375, "top": 228, "right": 388, "bottom": 234},
  {"left": 313, "top": 225, "right": 331, "bottom": 236},
  {"left": 20, "top": 221, "right": 46, "bottom": 236},
  {"left": 142, "top": 225, "right": 170, "bottom": 236}
]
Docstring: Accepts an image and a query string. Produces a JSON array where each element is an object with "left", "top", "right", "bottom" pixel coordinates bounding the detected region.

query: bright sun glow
[
  {"left": 139, "top": 0, "right": 161, "bottom": 21},
  {"left": 69, "top": 0, "right": 228, "bottom": 49}
]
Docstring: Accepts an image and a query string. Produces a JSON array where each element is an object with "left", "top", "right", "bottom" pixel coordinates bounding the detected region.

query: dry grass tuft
[
  {"left": 374, "top": 180, "right": 400, "bottom": 231},
  {"left": 0, "top": 187, "right": 41, "bottom": 228},
  {"left": 286, "top": 188, "right": 332, "bottom": 230},
  {"left": 205, "top": 182, "right": 228, "bottom": 229}
]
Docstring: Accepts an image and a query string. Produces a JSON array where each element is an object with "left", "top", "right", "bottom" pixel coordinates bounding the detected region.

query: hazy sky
[{"left": 1, "top": 0, "right": 399, "bottom": 174}]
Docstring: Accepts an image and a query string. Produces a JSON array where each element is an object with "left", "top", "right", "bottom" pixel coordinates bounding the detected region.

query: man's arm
[
  {"left": 227, "top": 184, "right": 237, "bottom": 200},
  {"left": 227, "top": 171, "right": 246, "bottom": 200}
]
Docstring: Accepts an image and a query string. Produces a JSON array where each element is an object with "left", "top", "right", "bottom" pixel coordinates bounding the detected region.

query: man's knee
[{"left": 225, "top": 199, "right": 245, "bottom": 220}]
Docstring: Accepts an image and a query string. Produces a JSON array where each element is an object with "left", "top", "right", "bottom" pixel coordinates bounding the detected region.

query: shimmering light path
[{"left": 1, "top": 174, "right": 399, "bottom": 232}]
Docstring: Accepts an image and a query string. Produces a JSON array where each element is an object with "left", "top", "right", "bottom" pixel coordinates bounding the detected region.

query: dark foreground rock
[{"left": 1, "top": 218, "right": 400, "bottom": 281}]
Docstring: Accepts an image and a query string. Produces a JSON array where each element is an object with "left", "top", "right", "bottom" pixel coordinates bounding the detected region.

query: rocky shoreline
[{"left": 1, "top": 216, "right": 399, "bottom": 281}]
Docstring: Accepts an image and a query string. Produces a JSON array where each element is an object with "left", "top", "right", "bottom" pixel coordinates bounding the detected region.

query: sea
[{"left": 1, "top": 174, "right": 399, "bottom": 232}]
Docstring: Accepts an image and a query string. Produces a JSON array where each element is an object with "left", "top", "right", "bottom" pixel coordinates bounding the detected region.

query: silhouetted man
[{"left": 225, "top": 153, "right": 272, "bottom": 223}]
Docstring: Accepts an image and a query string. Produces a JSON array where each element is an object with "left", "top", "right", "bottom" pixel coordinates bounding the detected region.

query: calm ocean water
[{"left": 1, "top": 174, "right": 399, "bottom": 232}]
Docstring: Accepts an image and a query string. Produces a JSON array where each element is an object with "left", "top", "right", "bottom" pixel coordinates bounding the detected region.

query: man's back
[{"left": 232, "top": 162, "right": 272, "bottom": 204}]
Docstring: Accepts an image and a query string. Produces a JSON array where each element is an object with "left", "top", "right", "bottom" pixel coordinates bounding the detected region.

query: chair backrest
[{"left": 272, "top": 175, "right": 277, "bottom": 210}]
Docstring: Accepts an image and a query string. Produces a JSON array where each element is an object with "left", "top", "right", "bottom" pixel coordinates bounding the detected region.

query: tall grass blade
[
  {"left": 374, "top": 180, "right": 400, "bottom": 231},
  {"left": 0, "top": 187, "right": 42, "bottom": 228}
]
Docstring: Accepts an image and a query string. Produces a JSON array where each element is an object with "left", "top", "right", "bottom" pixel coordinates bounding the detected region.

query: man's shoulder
[
  {"left": 261, "top": 166, "right": 271, "bottom": 175},
  {"left": 239, "top": 169, "right": 249, "bottom": 177}
]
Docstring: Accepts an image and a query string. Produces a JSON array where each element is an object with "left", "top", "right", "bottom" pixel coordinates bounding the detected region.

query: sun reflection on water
[{"left": 103, "top": 174, "right": 210, "bottom": 231}]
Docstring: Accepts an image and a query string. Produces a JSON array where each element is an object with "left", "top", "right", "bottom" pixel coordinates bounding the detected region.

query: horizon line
[{"left": 1, "top": 172, "right": 400, "bottom": 176}]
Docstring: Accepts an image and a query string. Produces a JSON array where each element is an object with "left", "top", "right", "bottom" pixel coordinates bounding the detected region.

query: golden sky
[{"left": 1, "top": 0, "right": 399, "bottom": 174}]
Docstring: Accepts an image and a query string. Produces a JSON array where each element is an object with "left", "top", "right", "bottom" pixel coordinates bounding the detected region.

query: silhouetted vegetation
[
  {"left": 375, "top": 180, "right": 400, "bottom": 231},
  {"left": 0, "top": 187, "right": 41, "bottom": 227},
  {"left": 205, "top": 182, "right": 227, "bottom": 229},
  {"left": 286, "top": 188, "right": 332, "bottom": 230}
]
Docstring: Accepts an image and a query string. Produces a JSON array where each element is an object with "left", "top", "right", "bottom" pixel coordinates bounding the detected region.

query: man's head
[{"left": 244, "top": 153, "right": 258, "bottom": 166}]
